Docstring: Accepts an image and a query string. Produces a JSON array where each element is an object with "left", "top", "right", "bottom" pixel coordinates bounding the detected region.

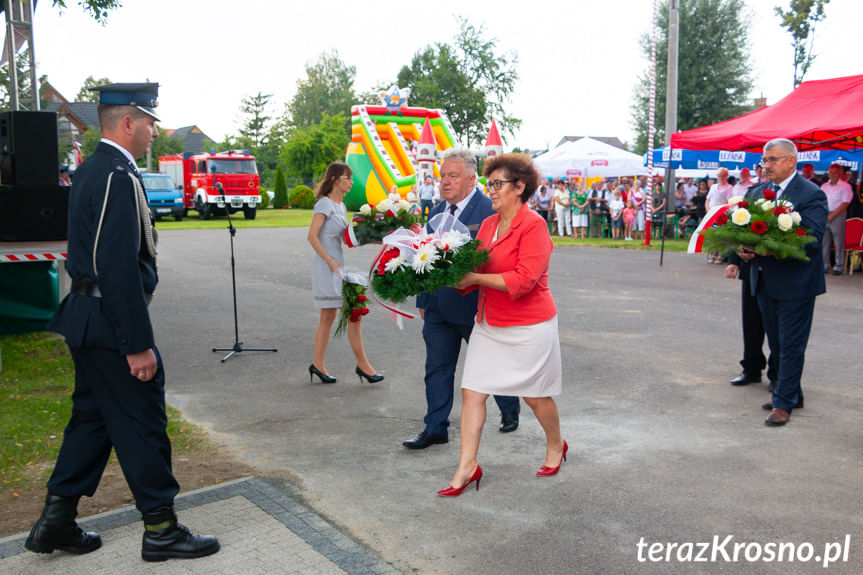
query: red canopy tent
[{"left": 670, "top": 74, "right": 863, "bottom": 152}]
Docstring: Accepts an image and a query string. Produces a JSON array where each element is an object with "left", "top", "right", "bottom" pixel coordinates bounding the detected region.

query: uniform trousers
[{"left": 47, "top": 346, "right": 179, "bottom": 512}]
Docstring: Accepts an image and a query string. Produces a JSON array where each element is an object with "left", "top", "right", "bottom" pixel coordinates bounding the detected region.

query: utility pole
[{"left": 664, "top": 0, "right": 680, "bottom": 215}]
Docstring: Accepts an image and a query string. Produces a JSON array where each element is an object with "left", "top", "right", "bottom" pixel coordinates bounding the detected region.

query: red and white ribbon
[
  {"left": 687, "top": 204, "right": 732, "bottom": 254},
  {"left": 344, "top": 223, "right": 360, "bottom": 248},
  {"left": 368, "top": 244, "right": 416, "bottom": 324}
]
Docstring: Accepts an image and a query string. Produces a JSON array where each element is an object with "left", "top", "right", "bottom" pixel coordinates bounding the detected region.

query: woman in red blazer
[{"left": 437, "top": 153, "right": 566, "bottom": 497}]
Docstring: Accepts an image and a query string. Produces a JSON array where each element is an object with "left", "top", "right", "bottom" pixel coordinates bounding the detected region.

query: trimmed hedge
[{"left": 289, "top": 185, "right": 315, "bottom": 209}]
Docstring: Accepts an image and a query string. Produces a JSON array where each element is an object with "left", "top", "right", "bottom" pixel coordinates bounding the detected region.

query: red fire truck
[{"left": 159, "top": 150, "right": 261, "bottom": 220}]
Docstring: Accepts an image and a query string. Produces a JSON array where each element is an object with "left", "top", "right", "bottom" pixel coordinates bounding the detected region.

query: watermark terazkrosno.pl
[{"left": 636, "top": 535, "right": 851, "bottom": 568}]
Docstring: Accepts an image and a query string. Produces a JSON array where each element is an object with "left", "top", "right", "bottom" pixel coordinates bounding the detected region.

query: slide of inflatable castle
[{"left": 344, "top": 86, "right": 458, "bottom": 211}]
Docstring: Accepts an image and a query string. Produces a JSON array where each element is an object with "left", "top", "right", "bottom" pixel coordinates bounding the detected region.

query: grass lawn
[
  {"left": 0, "top": 332, "right": 207, "bottom": 493},
  {"left": 154, "top": 207, "right": 316, "bottom": 230},
  {"left": 159, "top": 207, "right": 694, "bottom": 253},
  {"left": 552, "top": 235, "right": 691, "bottom": 252}
]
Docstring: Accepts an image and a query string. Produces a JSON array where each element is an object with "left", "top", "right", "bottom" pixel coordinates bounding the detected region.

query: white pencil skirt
[{"left": 461, "top": 315, "right": 562, "bottom": 397}]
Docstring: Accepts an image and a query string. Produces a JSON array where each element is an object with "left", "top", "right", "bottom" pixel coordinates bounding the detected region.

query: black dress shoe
[
  {"left": 141, "top": 506, "right": 220, "bottom": 562},
  {"left": 499, "top": 412, "right": 519, "bottom": 433},
  {"left": 767, "top": 380, "right": 778, "bottom": 392},
  {"left": 25, "top": 494, "right": 102, "bottom": 555},
  {"left": 762, "top": 398, "right": 804, "bottom": 411},
  {"left": 730, "top": 372, "right": 761, "bottom": 385},
  {"left": 402, "top": 430, "right": 448, "bottom": 449}
]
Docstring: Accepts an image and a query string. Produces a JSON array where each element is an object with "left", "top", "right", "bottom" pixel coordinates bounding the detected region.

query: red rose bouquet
[{"left": 333, "top": 269, "right": 370, "bottom": 339}]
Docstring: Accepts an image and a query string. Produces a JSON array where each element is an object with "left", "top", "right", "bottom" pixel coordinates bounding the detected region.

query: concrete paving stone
[{"left": 1, "top": 478, "right": 396, "bottom": 574}]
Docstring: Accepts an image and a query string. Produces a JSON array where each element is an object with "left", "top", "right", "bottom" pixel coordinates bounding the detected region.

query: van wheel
[
  {"left": 196, "top": 198, "right": 211, "bottom": 220},
  {"left": 243, "top": 206, "right": 257, "bottom": 220},
  {"left": 175, "top": 215, "right": 183, "bottom": 222}
]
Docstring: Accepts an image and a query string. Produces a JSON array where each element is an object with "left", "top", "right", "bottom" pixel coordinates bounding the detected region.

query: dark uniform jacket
[{"left": 48, "top": 142, "right": 157, "bottom": 355}]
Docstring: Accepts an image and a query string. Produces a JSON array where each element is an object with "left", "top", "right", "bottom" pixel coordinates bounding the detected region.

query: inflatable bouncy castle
[{"left": 344, "top": 86, "right": 458, "bottom": 210}]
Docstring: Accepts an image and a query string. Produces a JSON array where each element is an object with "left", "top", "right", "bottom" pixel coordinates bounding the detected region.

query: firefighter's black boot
[
  {"left": 141, "top": 505, "right": 220, "bottom": 562},
  {"left": 24, "top": 493, "right": 102, "bottom": 555}
]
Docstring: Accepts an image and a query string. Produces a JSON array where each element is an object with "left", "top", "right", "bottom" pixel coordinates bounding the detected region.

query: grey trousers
[{"left": 823, "top": 212, "right": 847, "bottom": 271}]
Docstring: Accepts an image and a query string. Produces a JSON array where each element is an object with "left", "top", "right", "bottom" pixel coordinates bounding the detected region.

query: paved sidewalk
[{"left": 0, "top": 477, "right": 399, "bottom": 574}]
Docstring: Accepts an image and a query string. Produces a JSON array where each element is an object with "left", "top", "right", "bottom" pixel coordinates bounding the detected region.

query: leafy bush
[
  {"left": 289, "top": 185, "right": 315, "bottom": 209},
  {"left": 273, "top": 165, "right": 289, "bottom": 209},
  {"left": 259, "top": 187, "right": 270, "bottom": 209}
]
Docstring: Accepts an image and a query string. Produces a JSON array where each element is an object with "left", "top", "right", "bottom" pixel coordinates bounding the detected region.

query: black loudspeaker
[
  {"left": 0, "top": 184, "right": 69, "bottom": 241},
  {"left": 0, "top": 111, "right": 59, "bottom": 186}
]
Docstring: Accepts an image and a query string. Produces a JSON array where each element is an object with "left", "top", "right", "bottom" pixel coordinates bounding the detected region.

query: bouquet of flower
[
  {"left": 333, "top": 268, "right": 370, "bottom": 339},
  {"left": 371, "top": 214, "right": 489, "bottom": 303},
  {"left": 700, "top": 190, "right": 817, "bottom": 261},
  {"left": 344, "top": 198, "right": 421, "bottom": 247}
]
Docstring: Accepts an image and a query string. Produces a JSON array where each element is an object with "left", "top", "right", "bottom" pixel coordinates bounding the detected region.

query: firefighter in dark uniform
[{"left": 25, "top": 83, "right": 220, "bottom": 562}]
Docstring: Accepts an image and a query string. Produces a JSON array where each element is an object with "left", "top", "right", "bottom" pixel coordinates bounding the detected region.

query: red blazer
[{"left": 468, "top": 202, "right": 557, "bottom": 326}]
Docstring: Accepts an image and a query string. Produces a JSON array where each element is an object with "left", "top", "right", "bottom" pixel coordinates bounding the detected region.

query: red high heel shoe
[
  {"left": 536, "top": 441, "right": 568, "bottom": 477},
  {"left": 437, "top": 465, "right": 483, "bottom": 497}
]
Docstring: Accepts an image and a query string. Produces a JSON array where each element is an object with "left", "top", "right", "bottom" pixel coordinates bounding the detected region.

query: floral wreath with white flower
[
  {"left": 700, "top": 189, "right": 816, "bottom": 262},
  {"left": 371, "top": 215, "right": 489, "bottom": 303}
]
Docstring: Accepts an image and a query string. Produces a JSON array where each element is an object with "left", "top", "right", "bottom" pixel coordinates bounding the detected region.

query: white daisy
[
  {"left": 411, "top": 242, "right": 440, "bottom": 273},
  {"left": 385, "top": 253, "right": 407, "bottom": 272}
]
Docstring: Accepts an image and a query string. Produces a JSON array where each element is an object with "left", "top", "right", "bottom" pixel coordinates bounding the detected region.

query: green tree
[
  {"left": 146, "top": 126, "right": 185, "bottom": 168},
  {"left": 75, "top": 75, "right": 113, "bottom": 102},
  {"left": 280, "top": 113, "right": 349, "bottom": 180},
  {"left": 775, "top": 0, "right": 831, "bottom": 87},
  {"left": 239, "top": 91, "right": 272, "bottom": 152},
  {"left": 630, "top": 0, "right": 754, "bottom": 154},
  {"left": 273, "top": 165, "right": 288, "bottom": 209},
  {"left": 287, "top": 50, "right": 356, "bottom": 132},
  {"left": 397, "top": 16, "right": 520, "bottom": 147},
  {"left": 52, "top": 0, "right": 122, "bottom": 24}
]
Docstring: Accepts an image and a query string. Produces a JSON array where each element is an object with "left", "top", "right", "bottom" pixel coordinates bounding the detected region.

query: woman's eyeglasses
[{"left": 487, "top": 179, "right": 518, "bottom": 191}]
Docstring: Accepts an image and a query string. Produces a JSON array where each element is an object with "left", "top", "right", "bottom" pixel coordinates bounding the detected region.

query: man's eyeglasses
[
  {"left": 487, "top": 179, "right": 518, "bottom": 191},
  {"left": 760, "top": 155, "right": 792, "bottom": 166}
]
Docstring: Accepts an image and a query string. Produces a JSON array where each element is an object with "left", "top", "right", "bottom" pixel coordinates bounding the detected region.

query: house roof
[
  {"left": 169, "top": 125, "right": 212, "bottom": 154},
  {"left": 47, "top": 102, "right": 100, "bottom": 129}
]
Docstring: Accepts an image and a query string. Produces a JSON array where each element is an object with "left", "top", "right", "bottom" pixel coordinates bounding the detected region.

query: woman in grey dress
[{"left": 307, "top": 162, "right": 382, "bottom": 384}]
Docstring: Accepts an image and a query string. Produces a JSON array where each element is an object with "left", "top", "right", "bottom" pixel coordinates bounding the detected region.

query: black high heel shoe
[
  {"left": 309, "top": 364, "right": 336, "bottom": 384},
  {"left": 356, "top": 366, "right": 384, "bottom": 383}
]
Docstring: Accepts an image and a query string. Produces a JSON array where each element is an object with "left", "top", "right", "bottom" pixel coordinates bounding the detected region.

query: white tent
[{"left": 533, "top": 137, "right": 648, "bottom": 179}]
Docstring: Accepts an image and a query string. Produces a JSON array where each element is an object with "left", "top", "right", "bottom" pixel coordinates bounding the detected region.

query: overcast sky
[{"left": 30, "top": 0, "right": 862, "bottom": 151}]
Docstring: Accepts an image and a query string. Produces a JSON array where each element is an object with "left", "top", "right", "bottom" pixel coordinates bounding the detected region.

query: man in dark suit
[
  {"left": 737, "top": 138, "right": 828, "bottom": 426},
  {"left": 25, "top": 84, "right": 219, "bottom": 562},
  {"left": 726, "top": 193, "right": 778, "bottom": 392},
  {"left": 403, "top": 149, "right": 520, "bottom": 449}
]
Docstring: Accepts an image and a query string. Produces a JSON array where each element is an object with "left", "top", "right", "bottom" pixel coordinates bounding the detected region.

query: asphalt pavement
[{"left": 3, "top": 227, "right": 862, "bottom": 574}]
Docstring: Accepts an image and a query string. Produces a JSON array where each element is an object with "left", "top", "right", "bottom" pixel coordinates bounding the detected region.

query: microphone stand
[{"left": 211, "top": 176, "right": 278, "bottom": 362}]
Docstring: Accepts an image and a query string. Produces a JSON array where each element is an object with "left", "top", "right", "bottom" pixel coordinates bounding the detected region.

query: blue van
[{"left": 142, "top": 172, "right": 185, "bottom": 221}]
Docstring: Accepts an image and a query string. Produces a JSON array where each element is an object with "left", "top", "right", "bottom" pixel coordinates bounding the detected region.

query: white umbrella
[{"left": 534, "top": 137, "right": 649, "bottom": 179}]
